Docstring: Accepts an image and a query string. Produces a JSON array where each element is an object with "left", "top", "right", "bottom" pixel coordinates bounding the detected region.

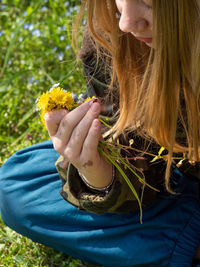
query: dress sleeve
[{"left": 55, "top": 155, "right": 159, "bottom": 214}]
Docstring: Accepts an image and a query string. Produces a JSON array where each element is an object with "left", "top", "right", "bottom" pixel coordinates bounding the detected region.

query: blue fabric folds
[{"left": 0, "top": 141, "right": 200, "bottom": 267}]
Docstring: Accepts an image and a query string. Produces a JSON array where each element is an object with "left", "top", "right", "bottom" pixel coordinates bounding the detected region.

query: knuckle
[
  {"left": 60, "top": 117, "right": 70, "bottom": 129},
  {"left": 44, "top": 110, "right": 58, "bottom": 121},
  {"left": 64, "top": 147, "right": 75, "bottom": 161},
  {"left": 44, "top": 112, "right": 52, "bottom": 123},
  {"left": 73, "top": 129, "right": 81, "bottom": 139},
  {"left": 89, "top": 110, "right": 97, "bottom": 117},
  {"left": 53, "top": 141, "right": 63, "bottom": 155},
  {"left": 89, "top": 109, "right": 97, "bottom": 118}
]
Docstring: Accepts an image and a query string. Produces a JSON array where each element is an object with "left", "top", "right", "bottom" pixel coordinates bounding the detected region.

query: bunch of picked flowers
[{"left": 36, "top": 84, "right": 159, "bottom": 222}]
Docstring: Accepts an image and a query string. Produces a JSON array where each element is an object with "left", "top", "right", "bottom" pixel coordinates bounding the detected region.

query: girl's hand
[{"left": 44, "top": 100, "right": 112, "bottom": 189}]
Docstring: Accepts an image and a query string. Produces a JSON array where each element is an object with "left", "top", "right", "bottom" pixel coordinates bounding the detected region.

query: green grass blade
[
  {"left": 100, "top": 149, "right": 143, "bottom": 223},
  {"left": 0, "top": 1, "right": 43, "bottom": 77},
  {"left": 16, "top": 107, "right": 36, "bottom": 128},
  {"left": 118, "top": 157, "right": 160, "bottom": 192},
  {"left": 0, "top": 25, "right": 21, "bottom": 77},
  {"left": 99, "top": 117, "right": 112, "bottom": 129}
]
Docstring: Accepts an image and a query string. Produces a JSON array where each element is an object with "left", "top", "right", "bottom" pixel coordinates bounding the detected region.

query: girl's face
[{"left": 115, "top": 0, "right": 153, "bottom": 47}]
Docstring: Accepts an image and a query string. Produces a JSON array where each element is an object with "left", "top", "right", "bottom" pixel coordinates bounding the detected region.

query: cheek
[{"left": 147, "top": 11, "right": 153, "bottom": 29}]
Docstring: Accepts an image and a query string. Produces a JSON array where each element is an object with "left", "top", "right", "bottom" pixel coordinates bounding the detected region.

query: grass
[
  {"left": 0, "top": 1, "right": 102, "bottom": 266},
  {"left": 0, "top": 215, "right": 83, "bottom": 267}
]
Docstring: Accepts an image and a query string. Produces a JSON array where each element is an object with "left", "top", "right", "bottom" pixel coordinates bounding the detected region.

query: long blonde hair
[{"left": 74, "top": 0, "right": 200, "bottom": 191}]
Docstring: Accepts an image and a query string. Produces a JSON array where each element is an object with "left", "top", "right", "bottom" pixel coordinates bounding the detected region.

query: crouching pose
[{"left": 1, "top": 1, "right": 200, "bottom": 266}]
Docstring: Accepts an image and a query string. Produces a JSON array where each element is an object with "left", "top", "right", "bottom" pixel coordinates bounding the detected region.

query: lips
[{"left": 135, "top": 37, "right": 152, "bottom": 44}]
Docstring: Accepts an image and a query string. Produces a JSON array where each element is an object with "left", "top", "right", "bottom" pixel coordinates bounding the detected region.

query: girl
[{"left": 1, "top": 1, "right": 200, "bottom": 266}]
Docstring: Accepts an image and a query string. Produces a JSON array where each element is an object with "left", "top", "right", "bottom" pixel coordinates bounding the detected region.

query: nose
[{"left": 118, "top": 3, "right": 149, "bottom": 34}]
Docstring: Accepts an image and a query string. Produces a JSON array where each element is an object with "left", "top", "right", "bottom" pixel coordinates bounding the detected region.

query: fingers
[
  {"left": 44, "top": 109, "right": 68, "bottom": 137},
  {"left": 65, "top": 117, "right": 102, "bottom": 168},
  {"left": 55, "top": 100, "right": 92, "bottom": 141},
  {"left": 78, "top": 119, "right": 113, "bottom": 188},
  {"left": 80, "top": 118, "right": 101, "bottom": 166},
  {"left": 53, "top": 100, "right": 101, "bottom": 155},
  {"left": 45, "top": 99, "right": 102, "bottom": 171},
  {"left": 64, "top": 101, "right": 101, "bottom": 158}
]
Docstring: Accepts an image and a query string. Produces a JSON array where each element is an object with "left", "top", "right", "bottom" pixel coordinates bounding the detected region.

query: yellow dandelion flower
[
  {"left": 84, "top": 96, "right": 96, "bottom": 103},
  {"left": 48, "top": 87, "right": 75, "bottom": 111},
  {"left": 37, "top": 91, "right": 49, "bottom": 111},
  {"left": 84, "top": 97, "right": 92, "bottom": 102},
  {"left": 63, "top": 92, "right": 76, "bottom": 111},
  {"left": 46, "top": 101, "right": 57, "bottom": 112},
  {"left": 37, "top": 86, "right": 77, "bottom": 115},
  {"left": 40, "top": 110, "right": 47, "bottom": 127},
  {"left": 49, "top": 87, "right": 67, "bottom": 104}
]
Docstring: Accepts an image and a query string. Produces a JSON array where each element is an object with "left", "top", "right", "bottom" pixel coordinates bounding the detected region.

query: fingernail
[
  {"left": 92, "top": 98, "right": 98, "bottom": 102},
  {"left": 89, "top": 98, "right": 100, "bottom": 106},
  {"left": 91, "top": 102, "right": 99, "bottom": 112}
]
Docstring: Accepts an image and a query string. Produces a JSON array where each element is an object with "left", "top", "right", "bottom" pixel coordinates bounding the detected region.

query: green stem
[
  {"left": 118, "top": 156, "right": 159, "bottom": 192},
  {"left": 99, "top": 149, "right": 143, "bottom": 224},
  {"left": 99, "top": 118, "right": 112, "bottom": 129}
]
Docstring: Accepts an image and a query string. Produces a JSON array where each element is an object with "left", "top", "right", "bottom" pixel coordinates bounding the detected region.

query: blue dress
[{"left": 0, "top": 141, "right": 200, "bottom": 267}]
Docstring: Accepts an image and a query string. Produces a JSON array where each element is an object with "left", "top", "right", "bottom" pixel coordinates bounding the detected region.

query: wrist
[{"left": 78, "top": 164, "right": 114, "bottom": 192}]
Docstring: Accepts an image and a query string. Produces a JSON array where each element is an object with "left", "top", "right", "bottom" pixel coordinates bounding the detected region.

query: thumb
[{"left": 44, "top": 109, "right": 68, "bottom": 137}]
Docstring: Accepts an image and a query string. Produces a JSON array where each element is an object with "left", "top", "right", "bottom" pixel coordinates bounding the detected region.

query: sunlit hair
[{"left": 74, "top": 0, "right": 200, "bottom": 191}]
